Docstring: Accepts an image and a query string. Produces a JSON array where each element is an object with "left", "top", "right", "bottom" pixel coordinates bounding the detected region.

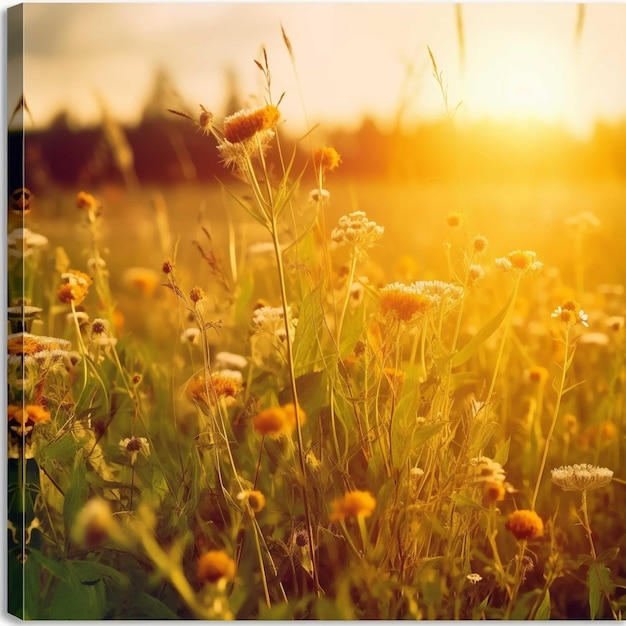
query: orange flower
[
  {"left": 197, "top": 550, "right": 236, "bottom": 583},
  {"left": 446, "top": 212, "right": 463, "bottom": 228},
  {"left": 312, "top": 146, "right": 341, "bottom": 172},
  {"left": 76, "top": 191, "right": 98, "bottom": 211},
  {"left": 526, "top": 365, "right": 549, "bottom": 386},
  {"left": 223, "top": 105, "right": 280, "bottom": 144},
  {"left": 380, "top": 283, "right": 438, "bottom": 322},
  {"left": 329, "top": 490, "right": 376, "bottom": 521},
  {"left": 482, "top": 480, "right": 506, "bottom": 504},
  {"left": 251, "top": 403, "right": 305, "bottom": 438},
  {"left": 186, "top": 374, "right": 242, "bottom": 406},
  {"left": 505, "top": 509, "right": 544, "bottom": 540}
]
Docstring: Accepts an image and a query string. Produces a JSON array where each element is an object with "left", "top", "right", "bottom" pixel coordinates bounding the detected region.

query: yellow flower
[
  {"left": 551, "top": 299, "right": 588, "bottom": 327},
  {"left": 186, "top": 373, "right": 242, "bottom": 406},
  {"left": 197, "top": 550, "right": 236, "bottom": 583},
  {"left": 312, "top": 146, "right": 341, "bottom": 172},
  {"left": 223, "top": 105, "right": 280, "bottom": 144},
  {"left": 329, "top": 490, "right": 376, "bottom": 521},
  {"left": 505, "top": 509, "right": 544, "bottom": 540},
  {"left": 58, "top": 269, "right": 93, "bottom": 305},
  {"left": 495, "top": 250, "right": 543, "bottom": 278},
  {"left": 472, "top": 235, "right": 489, "bottom": 254},
  {"left": 237, "top": 490, "right": 266, "bottom": 513}
]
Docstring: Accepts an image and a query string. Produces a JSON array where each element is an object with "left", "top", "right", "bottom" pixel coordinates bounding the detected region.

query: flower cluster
[
  {"left": 495, "top": 249, "right": 543, "bottom": 278},
  {"left": 8, "top": 403, "right": 51, "bottom": 436},
  {"left": 550, "top": 464, "right": 613, "bottom": 492},
  {"left": 330, "top": 211, "right": 384, "bottom": 253},
  {"left": 551, "top": 299, "right": 589, "bottom": 328},
  {"left": 380, "top": 280, "right": 463, "bottom": 324},
  {"left": 252, "top": 305, "right": 298, "bottom": 344},
  {"left": 329, "top": 490, "right": 376, "bottom": 521}
]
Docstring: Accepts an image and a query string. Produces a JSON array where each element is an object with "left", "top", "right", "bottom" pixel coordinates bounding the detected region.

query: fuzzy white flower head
[
  {"left": 469, "top": 456, "right": 506, "bottom": 483},
  {"left": 308, "top": 188, "right": 331, "bottom": 204},
  {"left": 466, "top": 573, "right": 482, "bottom": 585},
  {"left": 180, "top": 327, "right": 202, "bottom": 345},
  {"left": 214, "top": 351, "right": 248, "bottom": 370},
  {"left": 330, "top": 211, "right": 384, "bottom": 252},
  {"left": 7, "top": 228, "right": 49, "bottom": 258},
  {"left": 551, "top": 464, "right": 613, "bottom": 492},
  {"left": 252, "top": 305, "right": 298, "bottom": 342}
]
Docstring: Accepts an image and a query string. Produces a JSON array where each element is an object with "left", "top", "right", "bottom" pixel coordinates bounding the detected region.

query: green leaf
[
  {"left": 588, "top": 561, "right": 611, "bottom": 619},
  {"left": 596, "top": 547, "right": 620, "bottom": 565},
  {"left": 63, "top": 456, "right": 89, "bottom": 535},
  {"left": 39, "top": 432, "right": 80, "bottom": 463},
  {"left": 534, "top": 589, "right": 551, "bottom": 619},
  {"left": 510, "top": 590, "right": 538, "bottom": 620},
  {"left": 27, "top": 548, "right": 71, "bottom": 583},
  {"left": 129, "top": 591, "right": 181, "bottom": 619},
  {"left": 448, "top": 289, "right": 515, "bottom": 369}
]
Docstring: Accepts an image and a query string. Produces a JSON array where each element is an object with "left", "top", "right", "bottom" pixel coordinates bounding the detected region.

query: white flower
[
  {"left": 551, "top": 464, "right": 613, "bottom": 492},
  {"left": 466, "top": 573, "right": 482, "bottom": 585},
  {"left": 308, "top": 188, "right": 330, "bottom": 204},
  {"left": 470, "top": 456, "right": 506, "bottom": 483},
  {"left": 214, "top": 351, "right": 248, "bottom": 370},
  {"left": 331, "top": 211, "right": 384, "bottom": 252},
  {"left": 119, "top": 436, "right": 150, "bottom": 465},
  {"left": 180, "top": 327, "right": 201, "bottom": 345}
]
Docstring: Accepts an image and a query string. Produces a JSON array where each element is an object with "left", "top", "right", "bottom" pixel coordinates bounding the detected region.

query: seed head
[{"left": 551, "top": 464, "right": 613, "bottom": 491}]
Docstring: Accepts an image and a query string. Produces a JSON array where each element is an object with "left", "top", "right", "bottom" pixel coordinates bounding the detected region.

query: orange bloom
[
  {"left": 482, "top": 480, "right": 506, "bottom": 504},
  {"left": 380, "top": 283, "right": 438, "bottom": 322},
  {"left": 251, "top": 403, "right": 305, "bottom": 438},
  {"left": 505, "top": 509, "right": 544, "bottom": 540},
  {"left": 329, "top": 490, "right": 376, "bottom": 521},
  {"left": 312, "top": 146, "right": 341, "bottom": 172},
  {"left": 197, "top": 550, "right": 236, "bottom": 583},
  {"left": 223, "top": 105, "right": 280, "bottom": 144},
  {"left": 76, "top": 191, "right": 98, "bottom": 211}
]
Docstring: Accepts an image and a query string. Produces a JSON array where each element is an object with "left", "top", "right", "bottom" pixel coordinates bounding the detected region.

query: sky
[{"left": 4, "top": 1, "right": 626, "bottom": 139}]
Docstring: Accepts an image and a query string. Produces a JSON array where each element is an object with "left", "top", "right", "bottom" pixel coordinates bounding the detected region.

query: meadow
[{"left": 7, "top": 49, "right": 626, "bottom": 620}]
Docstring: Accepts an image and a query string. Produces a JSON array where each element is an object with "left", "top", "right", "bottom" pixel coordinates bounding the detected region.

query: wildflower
[
  {"left": 214, "top": 351, "right": 248, "bottom": 370},
  {"left": 329, "top": 490, "right": 376, "bottom": 521},
  {"left": 237, "top": 490, "right": 266, "bottom": 513},
  {"left": 8, "top": 404, "right": 51, "bottom": 436},
  {"left": 180, "top": 328, "right": 202, "bottom": 345},
  {"left": 505, "top": 510, "right": 544, "bottom": 540},
  {"left": 410, "top": 466, "right": 425, "bottom": 478},
  {"left": 8, "top": 227, "right": 49, "bottom": 259},
  {"left": 76, "top": 191, "right": 98, "bottom": 211},
  {"left": 482, "top": 480, "right": 506, "bottom": 504},
  {"left": 550, "top": 464, "right": 613, "bottom": 492},
  {"left": 446, "top": 212, "right": 463, "bottom": 228},
  {"left": 186, "top": 373, "right": 242, "bottom": 406},
  {"left": 189, "top": 287, "right": 205, "bottom": 303},
  {"left": 197, "top": 550, "right": 236, "bottom": 584},
  {"left": 71, "top": 498, "right": 115, "bottom": 547},
  {"left": 198, "top": 104, "right": 213, "bottom": 135},
  {"left": 312, "top": 146, "right": 341, "bottom": 172},
  {"left": 7, "top": 332, "right": 71, "bottom": 357},
  {"left": 162, "top": 260, "right": 174, "bottom": 274},
  {"left": 308, "top": 188, "right": 330, "bottom": 204},
  {"left": 122, "top": 267, "right": 160, "bottom": 297},
  {"left": 57, "top": 269, "right": 92, "bottom": 306},
  {"left": 91, "top": 318, "right": 109, "bottom": 337},
  {"left": 119, "top": 436, "right": 150, "bottom": 465},
  {"left": 551, "top": 300, "right": 588, "bottom": 328},
  {"left": 252, "top": 403, "right": 305, "bottom": 438},
  {"left": 223, "top": 104, "right": 280, "bottom": 144},
  {"left": 525, "top": 365, "right": 549, "bottom": 386},
  {"left": 468, "top": 264, "right": 485, "bottom": 284},
  {"left": 7, "top": 305, "right": 43, "bottom": 333},
  {"left": 218, "top": 130, "right": 276, "bottom": 170},
  {"left": 469, "top": 456, "right": 506, "bottom": 483},
  {"left": 331, "top": 211, "right": 384, "bottom": 253},
  {"left": 252, "top": 305, "right": 298, "bottom": 343},
  {"left": 495, "top": 250, "right": 543, "bottom": 278},
  {"left": 466, "top": 573, "right": 482, "bottom": 585},
  {"left": 379, "top": 282, "right": 439, "bottom": 323},
  {"left": 472, "top": 235, "right": 489, "bottom": 254}
]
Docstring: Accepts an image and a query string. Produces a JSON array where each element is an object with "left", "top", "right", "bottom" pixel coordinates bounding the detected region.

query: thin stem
[{"left": 530, "top": 327, "right": 571, "bottom": 511}]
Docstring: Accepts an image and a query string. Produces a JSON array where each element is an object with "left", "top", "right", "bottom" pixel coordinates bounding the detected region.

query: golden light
[{"left": 465, "top": 32, "right": 571, "bottom": 123}]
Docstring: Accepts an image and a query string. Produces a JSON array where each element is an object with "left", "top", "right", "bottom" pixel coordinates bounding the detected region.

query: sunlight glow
[{"left": 466, "top": 35, "right": 570, "bottom": 123}]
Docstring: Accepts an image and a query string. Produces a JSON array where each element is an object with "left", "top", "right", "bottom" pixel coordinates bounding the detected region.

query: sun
[{"left": 466, "top": 34, "right": 571, "bottom": 123}]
